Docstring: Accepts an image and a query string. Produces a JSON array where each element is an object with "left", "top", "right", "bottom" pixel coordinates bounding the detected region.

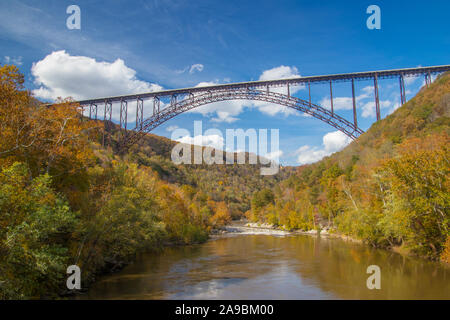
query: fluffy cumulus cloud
[
  {"left": 189, "top": 81, "right": 243, "bottom": 123},
  {"left": 255, "top": 65, "right": 303, "bottom": 116},
  {"left": 189, "top": 66, "right": 303, "bottom": 122},
  {"left": 176, "top": 134, "right": 224, "bottom": 150},
  {"left": 259, "top": 65, "right": 300, "bottom": 81},
  {"left": 319, "top": 87, "right": 371, "bottom": 111},
  {"left": 361, "top": 99, "right": 392, "bottom": 118},
  {"left": 31, "top": 50, "right": 162, "bottom": 101},
  {"left": 296, "top": 130, "right": 352, "bottom": 165}
]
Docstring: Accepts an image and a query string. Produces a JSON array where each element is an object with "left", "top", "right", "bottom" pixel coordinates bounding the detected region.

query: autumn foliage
[
  {"left": 249, "top": 72, "right": 450, "bottom": 261},
  {"left": 0, "top": 65, "right": 232, "bottom": 299}
]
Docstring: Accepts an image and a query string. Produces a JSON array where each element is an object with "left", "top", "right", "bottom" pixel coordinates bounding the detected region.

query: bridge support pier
[
  {"left": 425, "top": 71, "right": 432, "bottom": 87},
  {"left": 329, "top": 80, "right": 334, "bottom": 115},
  {"left": 374, "top": 74, "right": 380, "bottom": 121},
  {"left": 103, "top": 101, "right": 112, "bottom": 146},
  {"left": 308, "top": 81, "right": 311, "bottom": 107},
  {"left": 171, "top": 95, "right": 177, "bottom": 108},
  {"left": 120, "top": 99, "right": 128, "bottom": 141},
  {"left": 136, "top": 98, "right": 144, "bottom": 130},
  {"left": 399, "top": 74, "right": 406, "bottom": 105},
  {"left": 153, "top": 97, "right": 160, "bottom": 115},
  {"left": 89, "top": 103, "right": 97, "bottom": 120},
  {"left": 352, "top": 78, "right": 357, "bottom": 128}
]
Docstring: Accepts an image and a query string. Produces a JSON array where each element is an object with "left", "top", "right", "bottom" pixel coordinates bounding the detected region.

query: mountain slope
[
  {"left": 248, "top": 72, "right": 449, "bottom": 261},
  {"left": 103, "top": 124, "right": 295, "bottom": 218}
]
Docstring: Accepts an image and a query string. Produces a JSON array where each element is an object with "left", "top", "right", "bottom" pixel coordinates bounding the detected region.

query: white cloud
[
  {"left": 387, "top": 102, "right": 401, "bottom": 115},
  {"left": 176, "top": 63, "right": 204, "bottom": 75},
  {"left": 264, "top": 150, "right": 283, "bottom": 161},
  {"left": 176, "top": 134, "right": 224, "bottom": 150},
  {"left": 188, "top": 66, "right": 303, "bottom": 122},
  {"left": 296, "top": 145, "right": 328, "bottom": 165},
  {"left": 255, "top": 65, "right": 303, "bottom": 116},
  {"left": 194, "top": 81, "right": 219, "bottom": 88},
  {"left": 189, "top": 64, "right": 204, "bottom": 74},
  {"left": 361, "top": 85, "right": 374, "bottom": 94},
  {"left": 191, "top": 100, "right": 244, "bottom": 123},
  {"left": 190, "top": 81, "right": 243, "bottom": 123},
  {"left": 259, "top": 65, "right": 300, "bottom": 81},
  {"left": 320, "top": 88, "right": 370, "bottom": 112},
  {"left": 319, "top": 85, "right": 399, "bottom": 119},
  {"left": 322, "top": 131, "right": 352, "bottom": 153},
  {"left": 404, "top": 75, "right": 418, "bottom": 85},
  {"left": 4, "top": 56, "right": 23, "bottom": 66},
  {"left": 296, "top": 131, "right": 352, "bottom": 165},
  {"left": 175, "top": 67, "right": 189, "bottom": 74},
  {"left": 320, "top": 96, "right": 355, "bottom": 111},
  {"left": 166, "top": 125, "right": 179, "bottom": 132},
  {"left": 212, "top": 110, "right": 239, "bottom": 123},
  {"left": 361, "top": 99, "right": 392, "bottom": 118},
  {"left": 31, "top": 50, "right": 162, "bottom": 101}
]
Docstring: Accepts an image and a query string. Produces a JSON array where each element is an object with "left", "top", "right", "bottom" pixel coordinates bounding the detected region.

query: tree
[
  {"left": 378, "top": 134, "right": 449, "bottom": 258},
  {"left": 0, "top": 162, "right": 77, "bottom": 299},
  {"left": 0, "top": 64, "right": 99, "bottom": 207}
]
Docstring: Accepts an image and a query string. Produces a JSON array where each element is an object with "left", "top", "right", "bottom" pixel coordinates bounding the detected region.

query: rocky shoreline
[{"left": 211, "top": 220, "right": 362, "bottom": 244}]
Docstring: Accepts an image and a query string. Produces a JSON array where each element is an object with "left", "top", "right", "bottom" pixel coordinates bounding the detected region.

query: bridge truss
[{"left": 77, "top": 65, "right": 450, "bottom": 149}]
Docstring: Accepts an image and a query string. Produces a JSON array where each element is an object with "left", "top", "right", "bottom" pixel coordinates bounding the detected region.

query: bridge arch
[{"left": 121, "top": 88, "right": 364, "bottom": 149}]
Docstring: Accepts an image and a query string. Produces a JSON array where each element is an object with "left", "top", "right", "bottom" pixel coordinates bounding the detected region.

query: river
[{"left": 77, "top": 224, "right": 450, "bottom": 300}]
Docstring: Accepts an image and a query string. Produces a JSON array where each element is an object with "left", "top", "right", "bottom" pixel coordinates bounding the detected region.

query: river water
[{"left": 78, "top": 226, "right": 450, "bottom": 300}]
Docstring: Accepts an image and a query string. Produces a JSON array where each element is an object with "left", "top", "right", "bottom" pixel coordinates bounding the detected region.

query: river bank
[
  {"left": 213, "top": 220, "right": 363, "bottom": 244},
  {"left": 220, "top": 221, "right": 450, "bottom": 266}
]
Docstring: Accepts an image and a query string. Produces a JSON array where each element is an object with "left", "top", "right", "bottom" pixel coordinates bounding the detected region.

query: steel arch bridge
[
  {"left": 123, "top": 88, "right": 363, "bottom": 148},
  {"left": 77, "top": 65, "right": 450, "bottom": 150}
]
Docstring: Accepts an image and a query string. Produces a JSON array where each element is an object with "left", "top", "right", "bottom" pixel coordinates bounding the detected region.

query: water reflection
[{"left": 77, "top": 234, "right": 450, "bottom": 300}]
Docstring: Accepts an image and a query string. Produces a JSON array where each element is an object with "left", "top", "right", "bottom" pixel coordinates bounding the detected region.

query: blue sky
[{"left": 1, "top": 0, "right": 449, "bottom": 165}]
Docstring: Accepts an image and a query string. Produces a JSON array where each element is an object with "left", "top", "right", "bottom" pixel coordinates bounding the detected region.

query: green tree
[{"left": 0, "top": 162, "right": 77, "bottom": 299}]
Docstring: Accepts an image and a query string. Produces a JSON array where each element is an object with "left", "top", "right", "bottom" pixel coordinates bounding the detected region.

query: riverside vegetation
[
  {"left": 0, "top": 65, "right": 448, "bottom": 299},
  {"left": 247, "top": 72, "right": 450, "bottom": 263}
]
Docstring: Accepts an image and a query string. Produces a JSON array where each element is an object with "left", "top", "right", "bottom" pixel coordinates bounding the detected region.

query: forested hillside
[
  {"left": 0, "top": 65, "right": 290, "bottom": 299},
  {"left": 107, "top": 127, "right": 293, "bottom": 218},
  {"left": 248, "top": 72, "right": 450, "bottom": 262}
]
